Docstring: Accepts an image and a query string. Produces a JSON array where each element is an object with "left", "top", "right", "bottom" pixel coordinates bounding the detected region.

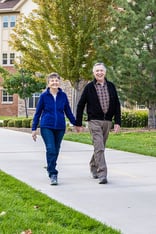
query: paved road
[{"left": 0, "top": 128, "right": 156, "bottom": 234}]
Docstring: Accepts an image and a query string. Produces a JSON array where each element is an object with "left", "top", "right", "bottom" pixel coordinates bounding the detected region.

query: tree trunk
[
  {"left": 148, "top": 102, "right": 156, "bottom": 128},
  {"left": 24, "top": 98, "right": 28, "bottom": 118},
  {"left": 72, "top": 79, "right": 88, "bottom": 116}
]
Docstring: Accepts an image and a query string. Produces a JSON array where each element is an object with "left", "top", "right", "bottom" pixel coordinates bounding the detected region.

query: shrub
[
  {"left": 30, "top": 119, "right": 33, "bottom": 128},
  {"left": 22, "top": 118, "right": 32, "bottom": 128},
  {"left": 8, "top": 120, "right": 14, "bottom": 127},
  {"left": 121, "top": 110, "right": 148, "bottom": 128},
  {"left": 14, "top": 119, "right": 23, "bottom": 128},
  {"left": 3, "top": 119, "right": 11, "bottom": 127}
]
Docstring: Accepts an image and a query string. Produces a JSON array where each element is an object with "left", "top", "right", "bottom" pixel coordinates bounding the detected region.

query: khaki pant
[{"left": 88, "top": 120, "right": 112, "bottom": 179}]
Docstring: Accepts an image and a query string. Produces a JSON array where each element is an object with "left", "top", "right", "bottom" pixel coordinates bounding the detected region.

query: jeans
[{"left": 40, "top": 128, "right": 65, "bottom": 177}]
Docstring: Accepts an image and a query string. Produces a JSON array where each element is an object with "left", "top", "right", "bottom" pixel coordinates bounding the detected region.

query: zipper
[{"left": 54, "top": 96, "right": 57, "bottom": 128}]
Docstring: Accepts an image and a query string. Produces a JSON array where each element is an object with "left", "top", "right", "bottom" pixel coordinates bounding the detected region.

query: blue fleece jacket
[{"left": 32, "top": 87, "right": 76, "bottom": 131}]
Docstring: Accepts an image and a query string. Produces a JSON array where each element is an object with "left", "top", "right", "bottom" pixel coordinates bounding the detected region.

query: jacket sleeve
[
  {"left": 112, "top": 84, "right": 121, "bottom": 126},
  {"left": 75, "top": 86, "right": 88, "bottom": 126},
  {"left": 64, "top": 94, "right": 76, "bottom": 125},
  {"left": 32, "top": 95, "right": 44, "bottom": 131}
]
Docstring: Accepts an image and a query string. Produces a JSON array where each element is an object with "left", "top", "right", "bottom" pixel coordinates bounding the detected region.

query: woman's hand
[{"left": 32, "top": 130, "right": 37, "bottom": 141}]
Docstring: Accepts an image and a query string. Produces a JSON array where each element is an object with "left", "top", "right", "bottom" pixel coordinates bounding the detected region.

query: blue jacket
[{"left": 32, "top": 88, "right": 76, "bottom": 131}]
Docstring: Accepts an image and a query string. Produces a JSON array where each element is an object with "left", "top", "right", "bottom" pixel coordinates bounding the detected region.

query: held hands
[
  {"left": 75, "top": 126, "right": 84, "bottom": 133},
  {"left": 32, "top": 130, "right": 37, "bottom": 141}
]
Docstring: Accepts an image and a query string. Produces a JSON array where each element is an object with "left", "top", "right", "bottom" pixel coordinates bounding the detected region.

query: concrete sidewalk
[{"left": 0, "top": 128, "right": 156, "bottom": 234}]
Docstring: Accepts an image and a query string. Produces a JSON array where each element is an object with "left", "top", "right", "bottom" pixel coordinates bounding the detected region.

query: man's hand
[
  {"left": 114, "top": 124, "right": 120, "bottom": 133},
  {"left": 75, "top": 126, "right": 83, "bottom": 133},
  {"left": 32, "top": 130, "right": 37, "bottom": 141}
]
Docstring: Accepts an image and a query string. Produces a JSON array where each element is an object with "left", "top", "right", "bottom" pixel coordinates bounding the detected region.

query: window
[
  {"left": 10, "top": 53, "right": 15, "bottom": 64},
  {"left": 3, "top": 16, "right": 9, "bottom": 28},
  {"left": 2, "top": 53, "right": 7, "bottom": 64},
  {"left": 3, "top": 15, "right": 16, "bottom": 28},
  {"left": 2, "top": 53, "right": 15, "bottom": 65},
  {"left": 2, "top": 90, "right": 13, "bottom": 103},
  {"left": 10, "top": 15, "right": 16, "bottom": 27},
  {"left": 28, "top": 93, "right": 40, "bottom": 108}
]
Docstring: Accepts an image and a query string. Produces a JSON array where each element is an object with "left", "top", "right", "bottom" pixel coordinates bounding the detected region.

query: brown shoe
[
  {"left": 92, "top": 173, "right": 98, "bottom": 179},
  {"left": 99, "top": 178, "right": 107, "bottom": 184}
]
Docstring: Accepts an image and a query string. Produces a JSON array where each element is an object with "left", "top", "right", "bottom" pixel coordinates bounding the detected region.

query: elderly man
[{"left": 76, "top": 62, "right": 121, "bottom": 184}]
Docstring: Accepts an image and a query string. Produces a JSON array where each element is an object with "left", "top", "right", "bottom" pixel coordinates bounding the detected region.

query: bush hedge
[
  {"left": 0, "top": 110, "right": 148, "bottom": 128},
  {"left": 14, "top": 119, "right": 23, "bottom": 128},
  {"left": 8, "top": 120, "right": 14, "bottom": 127},
  {"left": 22, "top": 118, "right": 32, "bottom": 128},
  {"left": 0, "top": 118, "right": 33, "bottom": 128},
  {"left": 121, "top": 110, "right": 148, "bottom": 127},
  {"left": 3, "top": 119, "right": 11, "bottom": 127}
]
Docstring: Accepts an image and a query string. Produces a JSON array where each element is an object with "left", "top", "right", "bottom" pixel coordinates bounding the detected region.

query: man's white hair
[{"left": 92, "top": 63, "right": 107, "bottom": 72}]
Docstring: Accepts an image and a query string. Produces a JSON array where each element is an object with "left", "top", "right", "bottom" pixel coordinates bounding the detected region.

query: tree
[
  {"left": 10, "top": 0, "right": 112, "bottom": 113},
  {"left": 1, "top": 67, "right": 45, "bottom": 117},
  {"left": 104, "top": 0, "right": 156, "bottom": 128}
]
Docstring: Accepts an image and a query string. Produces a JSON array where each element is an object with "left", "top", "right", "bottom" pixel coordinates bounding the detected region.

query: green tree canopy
[
  {"left": 10, "top": 0, "right": 112, "bottom": 114},
  {"left": 0, "top": 67, "right": 45, "bottom": 117},
  {"left": 104, "top": 0, "right": 156, "bottom": 127},
  {"left": 10, "top": 0, "right": 112, "bottom": 88},
  {"left": 3, "top": 70, "right": 45, "bottom": 99}
]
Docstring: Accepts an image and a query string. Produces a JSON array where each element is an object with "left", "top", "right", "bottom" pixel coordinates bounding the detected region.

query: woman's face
[{"left": 48, "top": 77, "right": 60, "bottom": 89}]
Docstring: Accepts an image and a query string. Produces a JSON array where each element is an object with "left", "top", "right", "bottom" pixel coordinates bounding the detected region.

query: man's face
[{"left": 93, "top": 65, "right": 106, "bottom": 83}]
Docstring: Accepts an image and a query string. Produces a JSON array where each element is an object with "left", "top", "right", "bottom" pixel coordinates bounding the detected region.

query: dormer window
[
  {"left": 3, "top": 15, "right": 16, "bottom": 28},
  {"left": 10, "top": 15, "right": 16, "bottom": 27},
  {"left": 3, "top": 16, "right": 8, "bottom": 28}
]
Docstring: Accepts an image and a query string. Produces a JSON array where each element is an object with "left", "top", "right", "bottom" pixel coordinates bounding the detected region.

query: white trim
[
  {"left": 12, "top": 0, "right": 26, "bottom": 11},
  {"left": 0, "top": 0, "right": 7, "bottom": 3}
]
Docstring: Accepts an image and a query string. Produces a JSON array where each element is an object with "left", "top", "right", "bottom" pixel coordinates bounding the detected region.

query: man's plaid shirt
[{"left": 95, "top": 82, "right": 110, "bottom": 114}]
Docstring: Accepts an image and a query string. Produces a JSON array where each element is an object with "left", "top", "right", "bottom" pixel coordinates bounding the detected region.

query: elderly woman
[{"left": 32, "top": 73, "right": 76, "bottom": 185}]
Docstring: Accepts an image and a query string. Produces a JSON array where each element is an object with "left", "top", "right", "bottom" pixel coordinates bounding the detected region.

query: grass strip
[
  {"left": 0, "top": 170, "right": 121, "bottom": 234},
  {"left": 64, "top": 131, "right": 156, "bottom": 157}
]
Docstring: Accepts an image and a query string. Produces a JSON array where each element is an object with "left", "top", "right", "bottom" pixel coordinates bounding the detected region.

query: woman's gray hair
[
  {"left": 47, "top": 72, "right": 60, "bottom": 82},
  {"left": 92, "top": 63, "right": 107, "bottom": 72}
]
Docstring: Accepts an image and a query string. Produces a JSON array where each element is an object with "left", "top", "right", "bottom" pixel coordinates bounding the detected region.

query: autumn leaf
[
  {"left": 21, "top": 229, "right": 32, "bottom": 234},
  {"left": 0, "top": 211, "right": 6, "bottom": 216}
]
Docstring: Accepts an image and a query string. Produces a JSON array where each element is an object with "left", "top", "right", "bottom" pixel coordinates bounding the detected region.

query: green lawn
[
  {"left": 0, "top": 116, "right": 15, "bottom": 120},
  {"left": 0, "top": 171, "right": 121, "bottom": 234},
  {"left": 64, "top": 130, "right": 156, "bottom": 157}
]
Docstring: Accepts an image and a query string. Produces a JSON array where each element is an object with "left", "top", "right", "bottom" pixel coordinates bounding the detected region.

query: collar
[
  {"left": 46, "top": 87, "right": 62, "bottom": 95},
  {"left": 93, "top": 77, "right": 107, "bottom": 84}
]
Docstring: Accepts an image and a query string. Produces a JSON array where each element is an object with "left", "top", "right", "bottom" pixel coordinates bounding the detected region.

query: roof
[
  {"left": 0, "top": 0, "right": 20, "bottom": 9},
  {"left": 0, "top": 0, "right": 26, "bottom": 12}
]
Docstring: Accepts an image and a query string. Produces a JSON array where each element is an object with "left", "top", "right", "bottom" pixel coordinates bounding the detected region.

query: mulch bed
[{"left": 3, "top": 127, "right": 156, "bottom": 134}]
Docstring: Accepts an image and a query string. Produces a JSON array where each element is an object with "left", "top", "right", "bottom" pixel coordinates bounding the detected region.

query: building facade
[
  {"left": 0, "top": 0, "right": 37, "bottom": 117},
  {"left": 0, "top": 0, "right": 73, "bottom": 117}
]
